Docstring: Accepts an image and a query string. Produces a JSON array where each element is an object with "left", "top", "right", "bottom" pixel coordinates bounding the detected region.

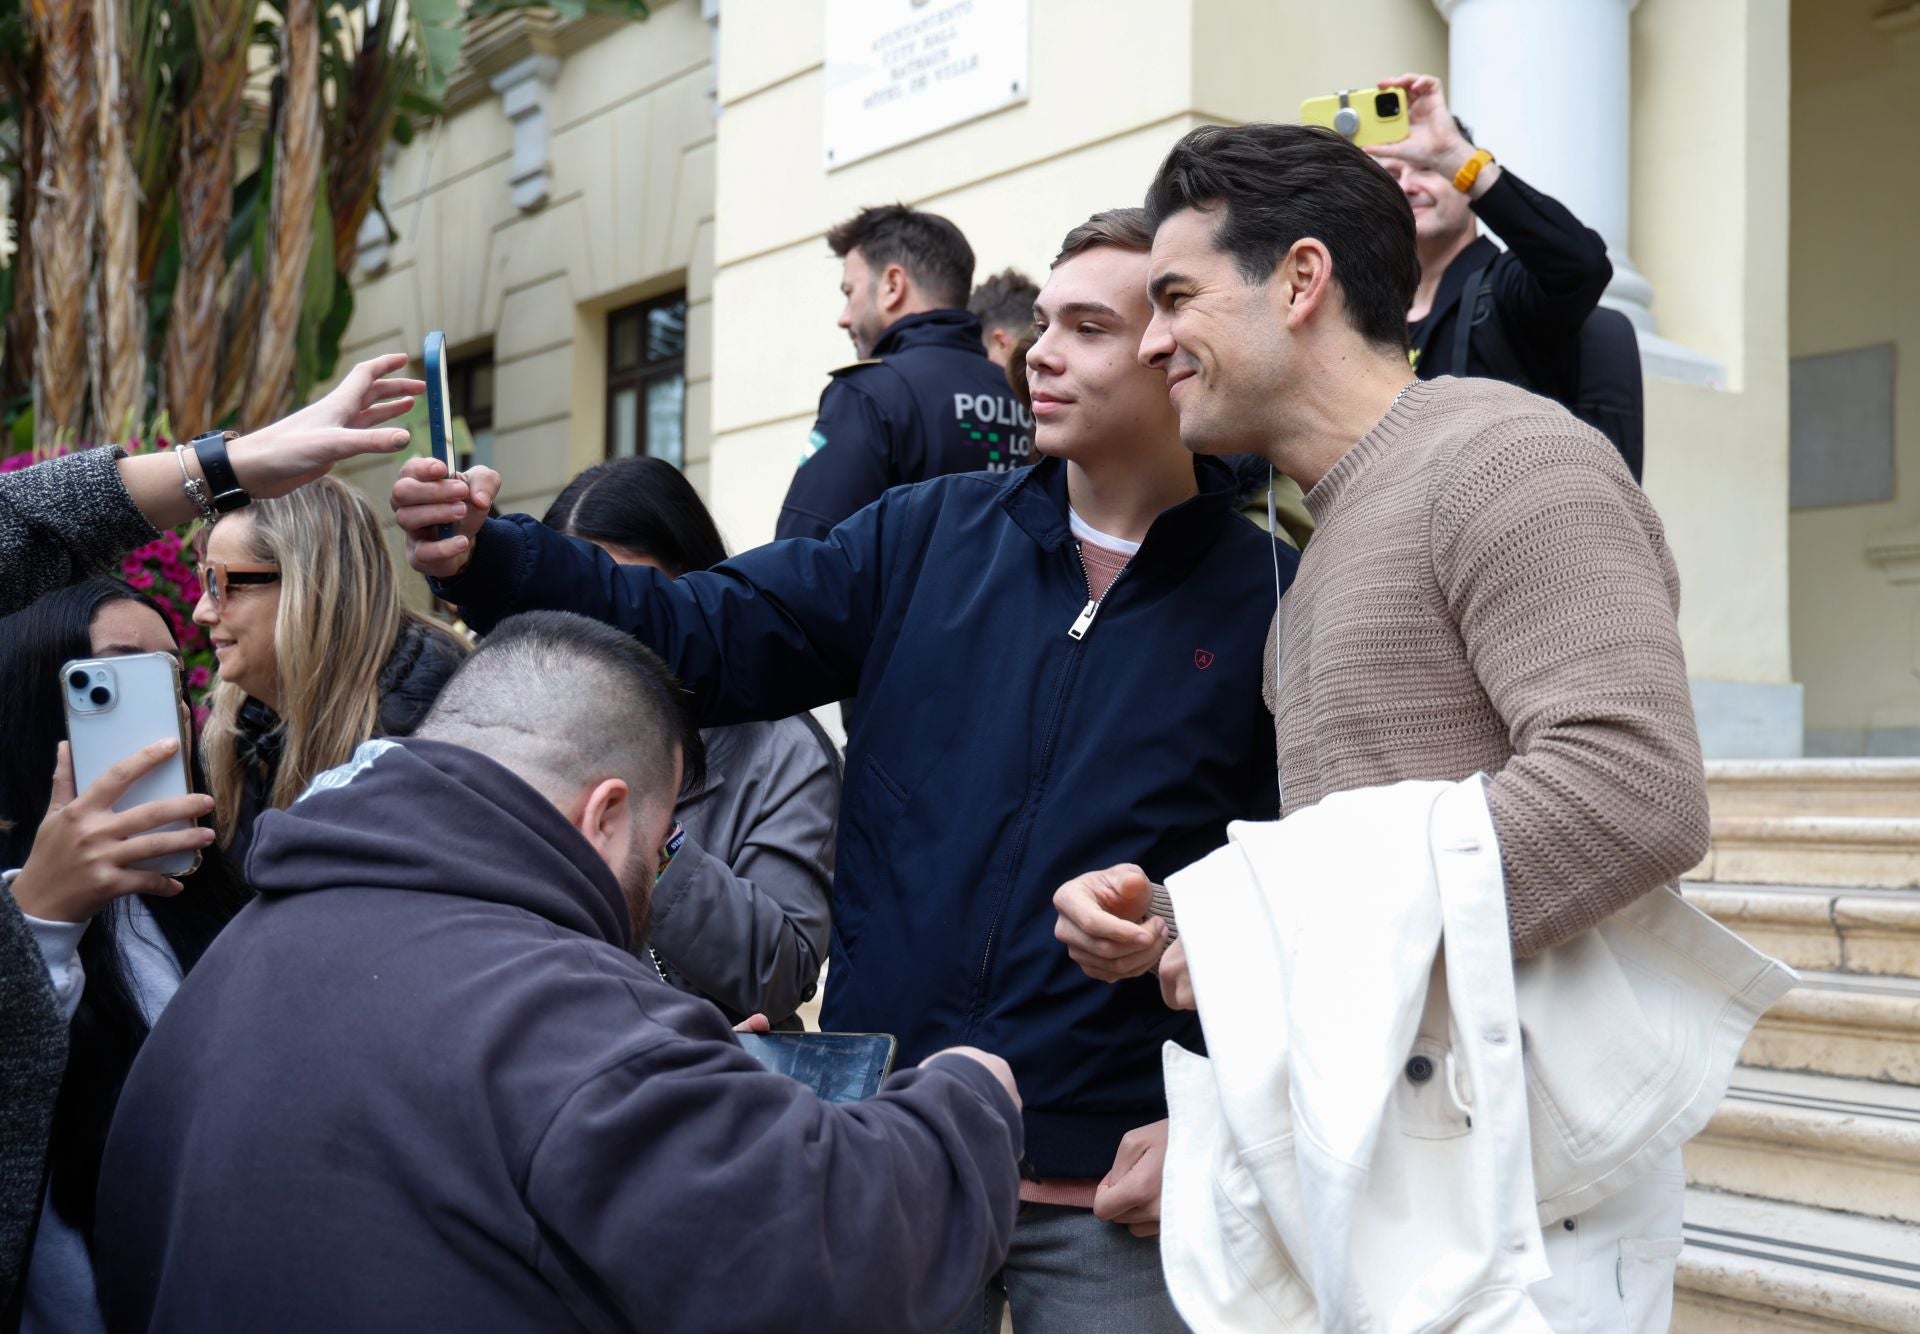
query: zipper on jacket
[
  {"left": 971, "top": 544, "right": 1130, "bottom": 1022},
  {"left": 1066, "top": 542, "right": 1128, "bottom": 640}
]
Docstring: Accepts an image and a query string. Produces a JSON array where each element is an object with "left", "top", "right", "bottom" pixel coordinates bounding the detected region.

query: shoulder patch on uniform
[
  {"left": 826, "top": 358, "right": 885, "bottom": 377},
  {"left": 798, "top": 428, "right": 828, "bottom": 466}
]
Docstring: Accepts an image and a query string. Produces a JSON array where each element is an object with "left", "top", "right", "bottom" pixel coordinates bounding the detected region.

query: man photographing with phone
[{"left": 1363, "top": 74, "right": 1639, "bottom": 473}]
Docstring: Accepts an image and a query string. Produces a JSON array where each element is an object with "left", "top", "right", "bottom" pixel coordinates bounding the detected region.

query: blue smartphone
[
  {"left": 422, "top": 330, "right": 455, "bottom": 540},
  {"left": 737, "top": 1031, "right": 898, "bottom": 1104}
]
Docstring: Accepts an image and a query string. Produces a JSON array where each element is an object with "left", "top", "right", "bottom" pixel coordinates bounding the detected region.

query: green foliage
[
  {"left": 294, "top": 183, "right": 340, "bottom": 403},
  {"left": 0, "top": 0, "right": 650, "bottom": 441}
]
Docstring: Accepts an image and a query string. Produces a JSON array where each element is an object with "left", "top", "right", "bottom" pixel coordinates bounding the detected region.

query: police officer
[{"left": 775, "top": 204, "right": 1033, "bottom": 543}]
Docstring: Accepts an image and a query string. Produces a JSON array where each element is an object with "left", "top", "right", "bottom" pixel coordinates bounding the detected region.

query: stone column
[{"left": 1435, "top": 0, "right": 1721, "bottom": 383}]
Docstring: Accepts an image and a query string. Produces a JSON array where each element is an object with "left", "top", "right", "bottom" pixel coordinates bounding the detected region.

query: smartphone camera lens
[
  {"left": 89, "top": 685, "right": 111, "bottom": 707},
  {"left": 1375, "top": 91, "right": 1401, "bottom": 118},
  {"left": 68, "top": 669, "right": 89, "bottom": 690}
]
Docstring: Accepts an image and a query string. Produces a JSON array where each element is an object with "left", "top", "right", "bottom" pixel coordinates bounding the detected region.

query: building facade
[{"left": 336, "top": 0, "right": 1918, "bottom": 765}]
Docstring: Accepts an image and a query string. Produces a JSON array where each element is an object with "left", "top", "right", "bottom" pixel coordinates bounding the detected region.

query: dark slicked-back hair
[
  {"left": 1144, "top": 123, "right": 1419, "bottom": 351},
  {"left": 1053, "top": 206, "right": 1153, "bottom": 266},
  {"left": 969, "top": 267, "right": 1040, "bottom": 335},
  {"left": 826, "top": 204, "right": 974, "bottom": 309},
  {"left": 419, "top": 611, "right": 705, "bottom": 807},
  {"left": 544, "top": 457, "right": 728, "bottom": 576}
]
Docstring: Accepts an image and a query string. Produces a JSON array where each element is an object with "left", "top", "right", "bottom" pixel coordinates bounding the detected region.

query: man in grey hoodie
[{"left": 94, "top": 612, "right": 1023, "bottom": 1334}]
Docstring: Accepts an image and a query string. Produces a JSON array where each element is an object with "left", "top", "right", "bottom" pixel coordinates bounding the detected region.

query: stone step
[
  {"left": 1743, "top": 972, "right": 1920, "bottom": 1086},
  {"left": 1684, "top": 884, "right": 1920, "bottom": 978},
  {"left": 1705, "top": 759, "right": 1920, "bottom": 822},
  {"left": 1676, "top": 1189, "right": 1920, "bottom": 1332},
  {"left": 1686, "top": 816, "right": 1920, "bottom": 890},
  {"left": 1686, "top": 1069, "right": 1920, "bottom": 1223}
]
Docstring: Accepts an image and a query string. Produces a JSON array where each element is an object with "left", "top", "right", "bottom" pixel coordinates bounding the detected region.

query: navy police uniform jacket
[
  {"left": 775, "top": 309, "right": 1032, "bottom": 542},
  {"left": 441, "top": 457, "right": 1295, "bottom": 1177}
]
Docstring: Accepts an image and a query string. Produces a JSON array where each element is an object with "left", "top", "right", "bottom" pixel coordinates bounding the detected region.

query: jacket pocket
[
  {"left": 1216, "top": 1136, "right": 1316, "bottom": 1321},
  {"left": 1518, "top": 933, "right": 1681, "bottom": 1163},
  {"left": 833, "top": 754, "right": 909, "bottom": 963},
  {"left": 1394, "top": 1036, "right": 1473, "bottom": 1140},
  {"left": 1616, "top": 1236, "right": 1683, "bottom": 1333}
]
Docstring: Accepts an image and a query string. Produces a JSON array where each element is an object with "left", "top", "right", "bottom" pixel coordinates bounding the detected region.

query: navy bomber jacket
[{"left": 442, "top": 456, "right": 1295, "bottom": 1176}]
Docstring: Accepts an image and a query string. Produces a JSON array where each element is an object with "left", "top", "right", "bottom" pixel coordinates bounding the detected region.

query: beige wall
[
  {"left": 332, "top": 0, "right": 1808, "bottom": 755},
  {"left": 706, "top": 0, "right": 1447, "bottom": 551},
  {"left": 708, "top": 0, "right": 1800, "bottom": 755},
  {"left": 336, "top": 0, "right": 717, "bottom": 531},
  {"left": 1786, "top": 2, "right": 1920, "bottom": 754},
  {"left": 1630, "top": 0, "right": 1796, "bottom": 708}
]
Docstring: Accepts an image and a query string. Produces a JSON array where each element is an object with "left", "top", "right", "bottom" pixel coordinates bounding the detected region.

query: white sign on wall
[{"left": 822, "top": 0, "right": 1030, "bottom": 170}]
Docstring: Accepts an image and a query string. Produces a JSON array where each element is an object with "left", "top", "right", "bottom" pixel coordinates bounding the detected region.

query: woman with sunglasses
[{"left": 193, "top": 476, "right": 468, "bottom": 865}]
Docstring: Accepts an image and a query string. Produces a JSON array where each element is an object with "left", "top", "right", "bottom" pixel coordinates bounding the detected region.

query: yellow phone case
[{"left": 1300, "top": 87, "right": 1410, "bottom": 148}]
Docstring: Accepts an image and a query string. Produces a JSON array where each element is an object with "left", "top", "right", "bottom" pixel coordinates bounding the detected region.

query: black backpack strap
[{"left": 1449, "top": 261, "right": 1493, "bottom": 377}]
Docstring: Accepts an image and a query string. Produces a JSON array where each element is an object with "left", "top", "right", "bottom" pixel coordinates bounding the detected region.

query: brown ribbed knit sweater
[{"left": 1264, "top": 376, "right": 1710, "bottom": 957}]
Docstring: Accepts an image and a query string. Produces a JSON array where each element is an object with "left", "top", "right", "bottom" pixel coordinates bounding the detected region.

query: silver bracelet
[{"left": 173, "top": 443, "right": 218, "bottom": 523}]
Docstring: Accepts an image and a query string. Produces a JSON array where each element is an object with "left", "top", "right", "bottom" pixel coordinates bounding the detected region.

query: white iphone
[{"left": 60, "top": 651, "right": 201, "bottom": 876}]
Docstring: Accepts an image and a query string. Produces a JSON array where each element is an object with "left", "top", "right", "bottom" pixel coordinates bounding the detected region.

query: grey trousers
[{"left": 938, "top": 1203, "right": 1187, "bottom": 1334}]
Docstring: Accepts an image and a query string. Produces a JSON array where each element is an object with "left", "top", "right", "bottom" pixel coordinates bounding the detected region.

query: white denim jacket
[{"left": 1158, "top": 777, "right": 1795, "bottom": 1333}]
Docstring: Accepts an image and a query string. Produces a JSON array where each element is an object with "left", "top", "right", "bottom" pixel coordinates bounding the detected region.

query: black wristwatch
[{"left": 189, "top": 430, "right": 250, "bottom": 514}]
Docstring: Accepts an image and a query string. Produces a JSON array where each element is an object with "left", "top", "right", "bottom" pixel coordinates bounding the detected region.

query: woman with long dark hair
[
  {"left": 0, "top": 579, "right": 251, "bottom": 1332},
  {"left": 544, "top": 459, "right": 839, "bottom": 1026}
]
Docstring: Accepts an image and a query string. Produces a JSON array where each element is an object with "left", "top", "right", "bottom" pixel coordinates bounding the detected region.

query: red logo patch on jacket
[{"left": 1193, "top": 649, "right": 1215, "bottom": 671}]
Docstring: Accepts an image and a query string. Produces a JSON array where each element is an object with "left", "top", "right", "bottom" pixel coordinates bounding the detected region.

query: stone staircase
[{"left": 1675, "top": 760, "right": 1920, "bottom": 1332}]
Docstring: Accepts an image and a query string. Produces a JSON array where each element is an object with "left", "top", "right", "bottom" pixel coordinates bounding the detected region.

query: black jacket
[
  {"left": 0, "top": 894, "right": 62, "bottom": 1323},
  {"left": 227, "top": 618, "right": 465, "bottom": 868},
  {"left": 1409, "top": 168, "right": 1613, "bottom": 394},
  {"left": 774, "top": 310, "right": 1031, "bottom": 542},
  {"left": 94, "top": 738, "right": 1021, "bottom": 1334},
  {"left": 440, "top": 457, "right": 1291, "bottom": 1177}
]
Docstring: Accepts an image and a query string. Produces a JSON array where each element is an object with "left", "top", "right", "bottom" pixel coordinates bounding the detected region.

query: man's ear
[
  {"left": 575, "top": 777, "right": 633, "bottom": 871},
  {"left": 988, "top": 327, "right": 1015, "bottom": 358},
  {"left": 878, "top": 262, "right": 911, "bottom": 314},
  {"left": 1276, "top": 238, "right": 1335, "bottom": 330}
]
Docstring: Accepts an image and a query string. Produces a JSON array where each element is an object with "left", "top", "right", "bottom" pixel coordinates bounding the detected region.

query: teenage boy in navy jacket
[{"left": 394, "top": 210, "right": 1296, "bottom": 1329}]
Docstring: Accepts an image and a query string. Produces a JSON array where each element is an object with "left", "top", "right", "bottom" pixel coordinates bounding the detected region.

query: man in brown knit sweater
[{"left": 1054, "top": 123, "right": 1708, "bottom": 1326}]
